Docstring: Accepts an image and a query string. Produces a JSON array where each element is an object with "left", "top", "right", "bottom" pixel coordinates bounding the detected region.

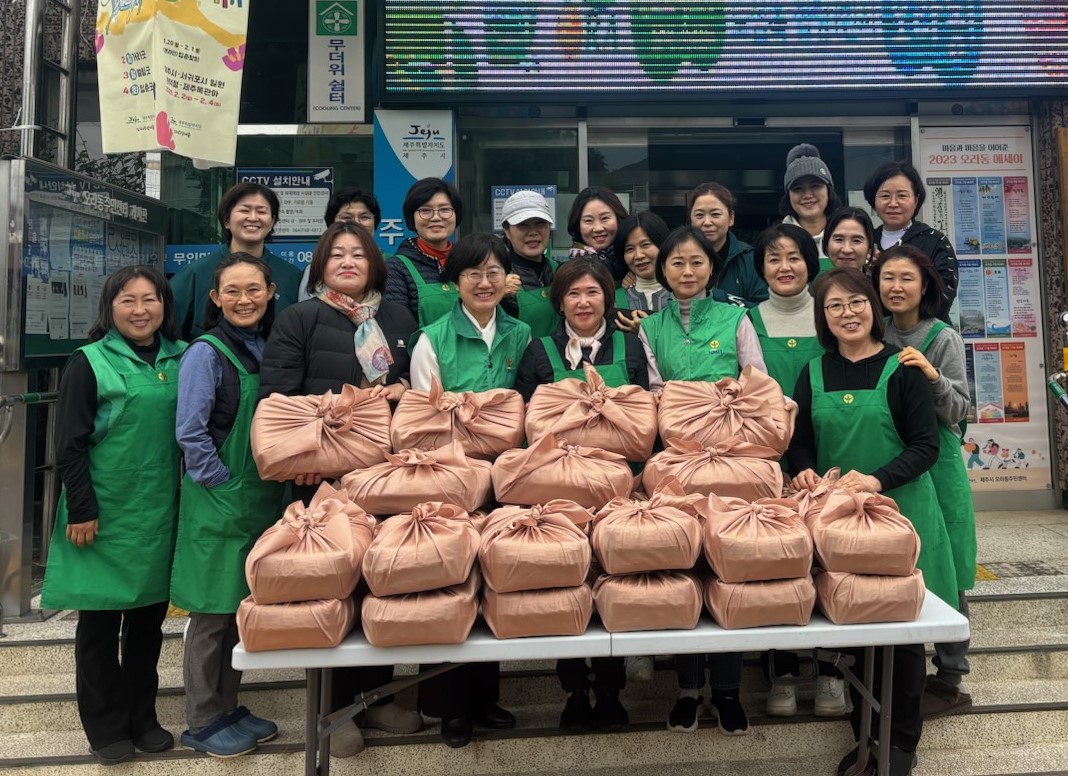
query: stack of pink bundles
[
  {"left": 808, "top": 491, "right": 924, "bottom": 624},
  {"left": 525, "top": 364, "right": 658, "bottom": 462},
  {"left": 701, "top": 495, "right": 816, "bottom": 629},
  {"left": 237, "top": 483, "right": 374, "bottom": 651},
  {"left": 591, "top": 478, "right": 705, "bottom": 632},
  {"left": 360, "top": 502, "right": 482, "bottom": 646},
  {"left": 389, "top": 379, "right": 526, "bottom": 460},
  {"left": 479, "top": 501, "right": 595, "bottom": 639},
  {"left": 788, "top": 468, "right": 842, "bottom": 530}
]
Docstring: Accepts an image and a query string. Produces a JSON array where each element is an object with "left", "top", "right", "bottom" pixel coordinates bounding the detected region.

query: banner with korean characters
[
  {"left": 372, "top": 110, "right": 456, "bottom": 254},
  {"left": 918, "top": 125, "right": 1051, "bottom": 492},
  {"left": 308, "top": 0, "right": 365, "bottom": 122},
  {"left": 95, "top": 0, "right": 249, "bottom": 167}
]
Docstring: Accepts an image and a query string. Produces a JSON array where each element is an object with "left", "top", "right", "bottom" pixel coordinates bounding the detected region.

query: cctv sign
[{"left": 236, "top": 167, "right": 334, "bottom": 239}]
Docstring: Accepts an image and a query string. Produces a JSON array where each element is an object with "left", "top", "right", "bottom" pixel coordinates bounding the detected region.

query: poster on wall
[
  {"left": 307, "top": 0, "right": 365, "bottom": 122},
  {"left": 236, "top": 167, "right": 334, "bottom": 239},
  {"left": 491, "top": 185, "right": 557, "bottom": 231},
  {"left": 372, "top": 110, "right": 456, "bottom": 253},
  {"left": 919, "top": 126, "right": 1051, "bottom": 492},
  {"left": 95, "top": 1, "right": 250, "bottom": 167}
]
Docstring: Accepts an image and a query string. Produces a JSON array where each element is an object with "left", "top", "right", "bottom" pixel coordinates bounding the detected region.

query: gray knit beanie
[{"left": 784, "top": 143, "right": 834, "bottom": 192}]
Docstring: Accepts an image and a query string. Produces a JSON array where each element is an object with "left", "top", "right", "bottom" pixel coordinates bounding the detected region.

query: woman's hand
[
  {"left": 614, "top": 309, "right": 647, "bottom": 333},
  {"left": 621, "top": 271, "right": 637, "bottom": 289},
  {"left": 790, "top": 469, "right": 821, "bottom": 491},
  {"left": 294, "top": 474, "right": 323, "bottom": 487},
  {"left": 369, "top": 382, "right": 407, "bottom": 402},
  {"left": 504, "top": 273, "right": 522, "bottom": 297},
  {"left": 66, "top": 519, "right": 98, "bottom": 548},
  {"left": 898, "top": 346, "right": 939, "bottom": 382},
  {"left": 837, "top": 469, "right": 882, "bottom": 493}
]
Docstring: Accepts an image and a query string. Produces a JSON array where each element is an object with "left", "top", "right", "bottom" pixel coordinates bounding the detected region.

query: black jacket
[
  {"left": 203, "top": 320, "right": 263, "bottom": 450},
  {"left": 876, "top": 220, "right": 958, "bottom": 323},
  {"left": 383, "top": 238, "right": 447, "bottom": 323},
  {"left": 258, "top": 298, "right": 416, "bottom": 399},
  {"left": 514, "top": 320, "right": 650, "bottom": 402}
]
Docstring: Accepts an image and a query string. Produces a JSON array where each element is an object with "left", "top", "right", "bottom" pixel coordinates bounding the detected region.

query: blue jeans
[{"left": 675, "top": 652, "right": 743, "bottom": 692}]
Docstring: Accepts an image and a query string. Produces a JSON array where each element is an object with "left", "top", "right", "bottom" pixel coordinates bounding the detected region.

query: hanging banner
[
  {"left": 372, "top": 109, "right": 456, "bottom": 253},
  {"left": 918, "top": 125, "right": 1051, "bottom": 493},
  {"left": 95, "top": 0, "right": 250, "bottom": 168},
  {"left": 307, "top": 0, "right": 366, "bottom": 122}
]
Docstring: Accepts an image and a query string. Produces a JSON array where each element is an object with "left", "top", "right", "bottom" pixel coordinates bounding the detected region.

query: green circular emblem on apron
[
  {"left": 708, "top": 340, "right": 720, "bottom": 351},
  {"left": 157, "top": 371, "right": 168, "bottom": 381},
  {"left": 787, "top": 338, "right": 797, "bottom": 348},
  {"left": 441, "top": 284, "right": 450, "bottom": 291},
  {"left": 843, "top": 393, "right": 854, "bottom": 404},
  {"left": 541, "top": 289, "right": 548, "bottom": 298}
]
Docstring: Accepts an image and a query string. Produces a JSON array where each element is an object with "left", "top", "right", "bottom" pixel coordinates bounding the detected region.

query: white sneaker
[
  {"left": 815, "top": 675, "right": 848, "bottom": 717},
  {"left": 357, "top": 701, "right": 425, "bottom": 734},
  {"left": 328, "top": 719, "right": 365, "bottom": 758},
  {"left": 626, "top": 655, "right": 655, "bottom": 682},
  {"left": 766, "top": 679, "right": 797, "bottom": 717}
]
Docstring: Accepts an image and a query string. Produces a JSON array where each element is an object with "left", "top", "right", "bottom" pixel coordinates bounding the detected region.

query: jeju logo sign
[{"left": 383, "top": 1, "right": 1068, "bottom": 95}]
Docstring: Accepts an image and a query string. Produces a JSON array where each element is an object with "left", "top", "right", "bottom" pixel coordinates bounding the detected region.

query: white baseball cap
[{"left": 501, "top": 190, "right": 554, "bottom": 227}]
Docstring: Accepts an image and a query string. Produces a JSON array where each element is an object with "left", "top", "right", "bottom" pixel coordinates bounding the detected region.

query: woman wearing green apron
[
  {"left": 822, "top": 207, "right": 877, "bottom": 278},
  {"left": 499, "top": 189, "right": 560, "bottom": 338},
  {"left": 875, "top": 244, "right": 977, "bottom": 722},
  {"left": 171, "top": 254, "right": 283, "bottom": 757},
  {"left": 612, "top": 211, "right": 673, "bottom": 334},
  {"left": 384, "top": 177, "right": 462, "bottom": 327},
  {"left": 41, "top": 267, "right": 186, "bottom": 765},
  {"left": 788, "top": 267, "right": 958, "bottom": 776}
]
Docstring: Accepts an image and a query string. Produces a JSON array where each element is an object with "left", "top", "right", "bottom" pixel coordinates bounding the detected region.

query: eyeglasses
[
  {"left": 824, "top": 298, "right": 870, "bottom": 317},
  {"left": 875, "top": 192, "right": 915, "bottom": 204},
  {"left": 416, "top": 206, "right": 455, "bottom": 219},
  {"left": 459, "top": 268, "right": 505, "bottom": 284},
  {"left": 220, "top": 286, "right": 268, "bottom": 301},
  {"left": 337, "top": 212, "right": 375, "bottom": 225}
]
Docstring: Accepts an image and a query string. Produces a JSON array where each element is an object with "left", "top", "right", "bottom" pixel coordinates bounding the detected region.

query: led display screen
[{"left": 383, "top": 2, "right": 1068, "bottom": 97}]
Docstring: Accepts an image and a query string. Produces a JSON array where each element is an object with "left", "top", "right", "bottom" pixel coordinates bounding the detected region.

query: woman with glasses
[
  {"left": 863, "top": 161, "right": 958, "bottom": 322},
  {"left": 787, "top": 267, "right": 957, "bottom": 776},
  {"left": 384, "top": 177, "right": 464, "bottom": 327},
  {"left": 299, "top": 189, "right": 382, "bottom": 301}
]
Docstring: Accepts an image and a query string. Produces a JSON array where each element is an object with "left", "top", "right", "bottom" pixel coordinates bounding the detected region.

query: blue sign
[
  {"left": 166, "top": 243, "right": 318, "bottom": 275},
  {"left": 236, "top": 167, "right": 333, "bottom": 240}
]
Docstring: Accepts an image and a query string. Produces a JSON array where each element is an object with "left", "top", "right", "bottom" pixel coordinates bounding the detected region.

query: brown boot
[{"left": 921, "top": 674, "right": 973, "bottom": 720}]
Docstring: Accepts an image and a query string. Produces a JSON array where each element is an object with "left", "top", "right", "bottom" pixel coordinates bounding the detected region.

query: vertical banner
[
  {"left": 919, "top": 125, "right": 1051, "bottom": 492},
  {"left": 307, "top": 0, "right": 365, "bottom": 123},
  {"left": 95, "top": 1, "right": 249, "bottom": 167},
  {"left": 372, "top": 110, "right": 456, "bottom": 254}
]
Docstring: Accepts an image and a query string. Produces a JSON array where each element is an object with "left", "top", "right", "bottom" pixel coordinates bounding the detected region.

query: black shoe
[
  {"left": 710, "top": 689, "right": 749, "bottom": 736},
  {"left": 474, "top": 704, "right": 516, "bottom": 730},
  {"left": 440, "top": 717, "right": 473, "bottom": 748},
  {"left": 91, "top": 739, "right": 134, "bottom": 766},
  {"left": 837, "top": 745, "right": 874, "bottom": 776},
  {"left": 593, "top": 693, "right": 629, "bottom": 732},
  {"left": 559, "top": 690, "right": 594, "bottom": 732},
  {"left": 133, "top": 725, "right": 174, "bottom": 753},
  {"left": 889, "top": 745, "right": 918, "bottom": 776},
  {"left": 667, "top": 695, "right": 702, "bottom": 732}
]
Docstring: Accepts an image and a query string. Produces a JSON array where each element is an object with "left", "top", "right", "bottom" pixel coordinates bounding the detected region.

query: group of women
[{"left": 41, "top": 145, "right": 973, "bottom": 776}]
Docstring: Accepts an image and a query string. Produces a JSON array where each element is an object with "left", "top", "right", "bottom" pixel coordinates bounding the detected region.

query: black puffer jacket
[
  {"left": 258, "top": 298, "right": 416, "bottom": 399},
  {"left": 875, "top": 220, "right": 958, "bottom": 323},
  {"left": 383, "top": 238, "right": 448, "bottom": 323}
]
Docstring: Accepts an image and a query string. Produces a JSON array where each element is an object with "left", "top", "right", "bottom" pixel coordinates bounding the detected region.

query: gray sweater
[{"left": 883, "top": 318, "right": 970, "bottom": 434}]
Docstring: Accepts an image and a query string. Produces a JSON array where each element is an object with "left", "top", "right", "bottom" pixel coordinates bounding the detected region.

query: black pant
[
  {"left": 762, "top": 650, "right": 842, "bottom": 679},
  {"left": 75, "top": 602, "right": 169, "bottom": 749},
  {"left": 847, "top": 644, "right": 925, "bottom": 754},
  {"left": 418, "top": 662, "right": 500, "bottom": 720},
  {"left": 329, "top": 666, "right": 396, "bottom": 713},
  {"left": 557, "top": 657, "right": 626, "bottom": 696}
]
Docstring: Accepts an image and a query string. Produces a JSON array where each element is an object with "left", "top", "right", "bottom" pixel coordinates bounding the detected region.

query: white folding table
[{"left": 233, "top": 594, "right": 968, "bottom": 776}]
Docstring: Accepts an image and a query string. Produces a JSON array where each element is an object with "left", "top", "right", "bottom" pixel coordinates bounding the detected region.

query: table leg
[
  {"left": 306, "top": 668, "right": 321, "bottom": 776},
  {"left": 876, "top": 645, "right": 895, "bottom": 776},
  {"left": 847, "top": 646, "right": 876, "bottom": 776},
  {"left": 319, "top": 668, "right": 333, "bottom": 776}
]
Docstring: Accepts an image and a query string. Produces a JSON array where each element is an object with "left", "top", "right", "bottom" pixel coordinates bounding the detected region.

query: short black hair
[
  {"left": 753, "top": 223, "right": 820, "bottom": 285},
  {"left": 811, "top": 267, "right": 885, "bottom": 352},
  {"left": 823, "top": 207, "right": 876, "bottom": 260},
  {"left": 686, "top": 181, "right": 737, "bottom": 216},
  {"left": 863, "top": 161, "right": 926, "bottom": 215},
  {"left": 442, "top": 233, "right": 511, "bottom": 284},
  {"left": 614, "top": 210, "right": 670, "bottom": 260},
  {"left": 655, "top": 226, "right": 719, "bottom": 292},
  {"left": 566, "top": 186, "right": 628, "bottom": 243},
  {"left": 870, "top": 244, "right": 946, "bottom": 322},
  {"left": 778, "top": 181, "right": 842, "bottom": 220},
  {"left": 218, "top": 182, "right": 279, "bottom": 242},
  {"left": 89, "top": 266, "right": 180, "bottom": 343},
  {"left": 203, "top": 252, "right": 276, "bottom": 337},
  {"left": 549, "top": 258, "right": 615, "bottom": 319},
  {"left": 306, "top": 222, "right": 387, "bottom": 296},
  {"left": 402, "top": 178, "right": 463, "bottom": 231},
  {"left": 324, "top": 189, "right": 381, "bottom": 227}
]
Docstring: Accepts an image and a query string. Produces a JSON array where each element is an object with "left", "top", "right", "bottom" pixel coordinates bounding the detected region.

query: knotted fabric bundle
[
  {"left": 251, "top": 385, "right": 391, "bottom": 480},
  {"left": 786, "top": 467, "right": 842, "bottom": 528},
  {"left": 815, "top": 569, "right": 926, "bottom": 624},
  {"left": 705, "top": 576, "right": 817, "bottom": 629},
  {"left": 808, "top": 491, "right": 920, "bottom": 576},
  {"left": 236, "top": 595, "right": 356, "bottom": 652},
  {"left": 593, "top": 571, "right": 703, "bottom": 632},
  {"left": 700, "top": 495, "right": 812, "bottom": 583},
  {"left": 483, "top": 585, "right": 594, "bottom": 639},
  {"left": 642, "top": 436, "right": 783, "bottom": 500},
  {"left": 361, "top": 569, "right": 480, "bottom": 647}
]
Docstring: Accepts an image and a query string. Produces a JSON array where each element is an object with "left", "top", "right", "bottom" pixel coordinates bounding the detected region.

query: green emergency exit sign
[{"left": 316, "top": 1, "right": 357, "bottom": 35}]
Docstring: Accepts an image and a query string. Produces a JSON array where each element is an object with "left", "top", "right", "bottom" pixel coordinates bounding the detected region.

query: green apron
[
  {"left": 640, "top": 296, "right": 747, "bottom": 382},
  {"left": 810, "top": 355, "right": 958, "bottom": 609},
  {"left": 542, "top": 330, "right": 629, "bottom": 386},
  {"left": 815, "top": 256, "right": 835, "bottom": 278},
  {"left": 920, "top": 321, "right": 977, "bottom": 591},
  {"left": 170, "top": 336, "right": 284, "bottom": 613},
  {"left": 747, "top": 305, "right": 823, "bottom": 397},
  {"left": 420, "top": 302, "right": 531, "bottom": 391},
  {"left": 41, "top": 332, "right": 186, "bottom": 611},
  {"left": 514, "top": 257, "right": 559, "bottom": 339},
  {"left": 396, "top": 254, "right": 458, "bottom": 327},
  {"left": 614, "top": 287, "right": 630, "bottom": 311}
]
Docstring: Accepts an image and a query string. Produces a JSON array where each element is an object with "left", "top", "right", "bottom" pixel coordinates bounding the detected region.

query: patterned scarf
[
  {"left": 316, "top": 289, "right": 394, "bottom": 385},
  {"left": 563, "top": 319, "right": 607, "bottom": 370}
]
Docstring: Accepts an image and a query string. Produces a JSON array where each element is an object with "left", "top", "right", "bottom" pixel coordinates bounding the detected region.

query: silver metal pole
[
  {"left": 57, "top": 0, "right": 82, "bottom": 167},
  {"left": 39, "top": 368, "right": 61, "bottom": 566},
  {"left": 21, "top": 0, "right": 45, "bottom": 158}
]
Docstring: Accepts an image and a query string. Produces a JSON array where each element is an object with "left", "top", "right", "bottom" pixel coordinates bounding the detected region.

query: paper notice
[
  {"left": 25, "top": 276, "right": 49, "bottom": 335},
  {"left": 69, "top": 273, "right": 93, "bottom": 340},
  {"left": 48, "top": 271, "right": 70, "bottom": 340}
]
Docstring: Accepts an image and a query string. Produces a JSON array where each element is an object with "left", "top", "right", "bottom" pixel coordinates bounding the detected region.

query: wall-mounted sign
[
  {"left": 236, "top": 167, "right": 334, "bottom": 239},
  {"left": 308, "top": 0, "right": 366, "bottom": 122}
]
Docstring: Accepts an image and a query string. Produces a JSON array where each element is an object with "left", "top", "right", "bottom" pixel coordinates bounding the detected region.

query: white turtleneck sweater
[{"left": 755, "top": 288, "right": 817, "bottom": 339}]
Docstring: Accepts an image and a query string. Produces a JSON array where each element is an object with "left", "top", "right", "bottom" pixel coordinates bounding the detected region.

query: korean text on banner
[
  {"left": 308, "top": 0, "right": 365, "bottom": 122},
  {"left": 95, "top": 0, "right": 250, "bottom": 168}
]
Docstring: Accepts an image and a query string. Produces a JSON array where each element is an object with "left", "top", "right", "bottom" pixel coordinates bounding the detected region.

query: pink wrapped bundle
[
  {"left": 361, "top": 502, "right": 479, "bottom": 596},
  {"left": 483, "top": 585, "right": 593, "bottom": 639},
  {"left": 593, "top": 571, "right": 702, "bottom": 632},
  {"left": 642, "top": 436, "right": 784, "bottom": 501},
  {"left": 390, "top": 379, "right": 525, "bottom": 460},
  {"left": 236, "top": 596, "right": 356, "bottom": 652},
  {"left": 479, "top": 501, "right": 594, "bottom": 593},
  {"left": 525, "top": 364, "right": 657, "bottom": 461},
  {"left": 700, "top": 495, "right": 812, "bottom": 583},
  {"left": 246, "top": 482, "right": 376, "bottom": 604},
  {"left": 361, "top": 570, "right": 480, "bottom": 647},
  {"left": 658, "top": 366, "right": 794, "bottom": 455},
  {"left": 341, "top": 441, "right": 492, "bottom": 515},
  {"left": 592, "top": 478, "right": 704, "bottom": 575},
  {"left": 251, "top": 385, "right": 391, "bottom": 480},
  {"left": 815, "top": 570, "right": 926, "bottom": 625},
  {"left": 705, "top": 576, "right": 816, "bottom": 629},
  {"left": 469, "top": 510, "right": 492, "bottom": 534},
  {"left": 492, "top": 433, "right": 634, "bottom": 509},
  {"left": 786, "top": 468, "right": 842, "bottom": 529},
  {"left": 809, "top": 492, "right": 920, "bottom": 576}
]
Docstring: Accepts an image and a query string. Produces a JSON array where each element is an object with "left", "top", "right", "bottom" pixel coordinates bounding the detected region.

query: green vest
[
  {"left": 542, "top": 330, "right": 630, "bottom": 386},
  {"left": 170, "top": 336, "right": 284, "bottom": 613},
  {"left": 747, "top": 305, "right": 823, "bottom": 397},
  {"left": 420, "top": 301, "right": 531, "bottom": 391},
  {"left": 395, "top": 254, "right": 458, "bottom": 328},
  {"left": 640, "top": 295, "right": 747, "bottom": 381},
  {"left": 41, "top": 331, "right": 186, "bottom": 611},
  {"left": 514, "top": 257, "right": 559, "bottom": 339}
]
